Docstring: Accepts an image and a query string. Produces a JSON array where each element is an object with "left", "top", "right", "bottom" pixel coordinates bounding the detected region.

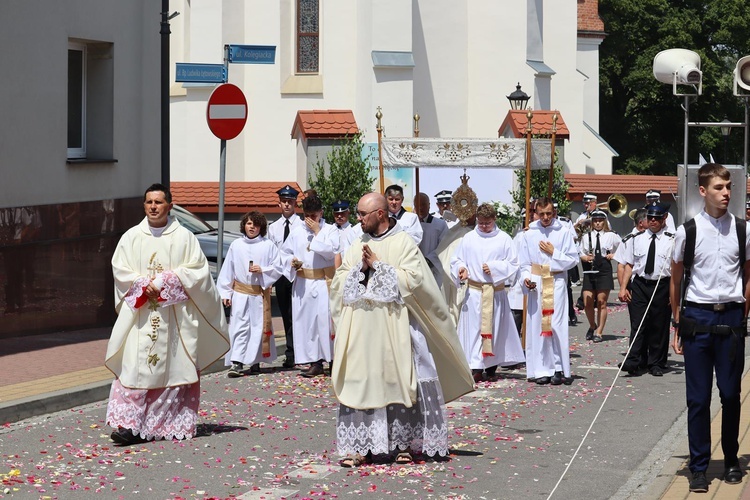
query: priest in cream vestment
[
  {"left": 105, "top": 184, "right": 229, "bottom": 444},
  {"left": 330, "top": 193, "right": 473, "bottom": 465}
]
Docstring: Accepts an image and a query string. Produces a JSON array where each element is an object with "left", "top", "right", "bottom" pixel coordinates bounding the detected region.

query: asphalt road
[{"left": 1, "top": 289, "right": 744, "bottom": 499}]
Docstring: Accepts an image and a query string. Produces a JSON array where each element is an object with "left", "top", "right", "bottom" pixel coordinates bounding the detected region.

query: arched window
[{"left": 297, "top": 0, "right": 319, "bottom": 73}]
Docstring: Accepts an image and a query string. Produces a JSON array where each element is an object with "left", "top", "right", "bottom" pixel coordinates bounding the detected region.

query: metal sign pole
[
  {"left": 217, "top": 139, "right": 227, "bottom": 273},
  {"left": 216, "top": 45, "right": 230, "bottom": 276}
]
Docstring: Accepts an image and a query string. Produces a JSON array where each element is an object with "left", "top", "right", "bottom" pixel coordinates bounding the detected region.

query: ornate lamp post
[{"left": 507, "top": 83, "right": 530, "bottom": 111}]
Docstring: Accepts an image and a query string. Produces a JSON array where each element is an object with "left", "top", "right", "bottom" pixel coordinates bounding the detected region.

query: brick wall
[{"left": 577, "top": 0, "right": 605, "bottom": 33}]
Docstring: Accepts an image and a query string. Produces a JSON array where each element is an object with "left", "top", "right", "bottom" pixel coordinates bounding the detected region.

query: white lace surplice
[
  {"left": 106, "top": 379, "right": 200, "bottom": 440},
  {"left": 336, "top": 262, "right": 449, "bottom": 457}
]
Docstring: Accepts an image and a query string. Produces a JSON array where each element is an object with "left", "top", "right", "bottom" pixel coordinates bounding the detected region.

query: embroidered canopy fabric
[{"left": 381, "top": 138, "right": 552, "bottom": 169}]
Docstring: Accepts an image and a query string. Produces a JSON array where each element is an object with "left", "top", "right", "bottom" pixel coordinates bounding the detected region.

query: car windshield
[{"left": 171, "top": 205, "right": 214, "bottom": 235}]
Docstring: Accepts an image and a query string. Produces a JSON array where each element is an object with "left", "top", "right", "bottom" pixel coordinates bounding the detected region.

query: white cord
[{"left": 546, "top": 235, "right": 676, "bottom": 500}]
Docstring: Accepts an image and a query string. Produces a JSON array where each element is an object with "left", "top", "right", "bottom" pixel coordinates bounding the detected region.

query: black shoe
[
  {"left": 472, "top": 369, "right": 484, "bottom": 383},
  {"left": 110, "top": 428, "right": 148, "bottom": 445},
  {"left": 535, "top": 376, "right": 551, "bottom": 385},
  {"left": 249, "top": 363, "right": 261, "bottom": 374},
  {"left": 620, "top": 363, "right": 640, "bottom": 376},
  {"left": 485, "top": 366, "right": 498, "bottom": 378},
  {"left": 300, "top": 363, "right": 324, "bottom": 378},
  {"left": 585, "top": 328, "right": 594, "bottom": 341},
  {"left": 649, "top": 366, "right": 664, "bottom": 377},
  {"left": 725, "top": 465, "right": 743, "bottom": 484},
  {"left": 227, "top": 362, "right": 244, "bottom": 378},
  {"left": 689, "top": 471, "right": 709, "bottom": 493},
  {"left": 282, "top": 358, "right": 295, "bottom": 369}
]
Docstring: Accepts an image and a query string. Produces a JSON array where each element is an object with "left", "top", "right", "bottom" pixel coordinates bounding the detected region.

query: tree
[
  {"left": 307, "top": 133, "right": 375, "bottom": 223},
  {"left": 494, "top": 154, "right": 570, "bottom": 235},
  {"left": 599, "top": 0, "right": 750, "bottom": 175}
]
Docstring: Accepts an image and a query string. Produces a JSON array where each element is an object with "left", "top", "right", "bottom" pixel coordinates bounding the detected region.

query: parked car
[{"left": 170, "top": 204, "right": 242, "bottom": 278}]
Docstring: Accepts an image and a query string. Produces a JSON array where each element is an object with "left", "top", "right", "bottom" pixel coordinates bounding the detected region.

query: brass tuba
[{"left": 597, "top": 194, "right": 628, "bottom": 218}]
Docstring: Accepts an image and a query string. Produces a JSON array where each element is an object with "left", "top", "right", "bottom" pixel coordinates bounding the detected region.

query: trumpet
[{"left": 597, "top": 194, "right": 628, "bottom": 218}]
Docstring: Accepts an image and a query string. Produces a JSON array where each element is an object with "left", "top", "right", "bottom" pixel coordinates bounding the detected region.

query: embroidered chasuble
[{"left": 105, "top": 217, "right": 229, "bottom": 389}]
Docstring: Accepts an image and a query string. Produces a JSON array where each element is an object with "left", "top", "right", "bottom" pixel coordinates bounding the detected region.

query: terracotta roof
[
  {"left": 291, "top": 110, "right": 359, "bottom": 139},
  {"left": 564, "top": 174, "right": 750, "bottom": 201},
  {"left": 498, "top": 110, "right": 570, "bottom": 139},
  {"left": 564, "top": 174, "right": 677, "bottom": 200},
  {"left": 171, "top": 181, "right": 304, "bottom": 214}
]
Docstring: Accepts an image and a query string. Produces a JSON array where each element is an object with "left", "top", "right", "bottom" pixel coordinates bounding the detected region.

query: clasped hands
[{"left": 361, "top": 244, "right": 379, "bottom": 271}]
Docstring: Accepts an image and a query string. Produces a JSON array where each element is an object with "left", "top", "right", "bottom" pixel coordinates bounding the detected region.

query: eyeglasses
[
  {"left": 356, "top": 209, "right": 379, "bottom": 218},
  {"left": 647, "top": 215, "right": 665, "bottom": 220}
]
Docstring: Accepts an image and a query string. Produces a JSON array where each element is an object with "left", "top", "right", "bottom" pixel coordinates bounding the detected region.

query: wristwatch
[{"left": 671, "top": 320, "right": 679, "bottom": 328}]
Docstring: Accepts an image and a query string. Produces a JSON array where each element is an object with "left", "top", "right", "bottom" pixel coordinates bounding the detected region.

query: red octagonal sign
[{"left": 206, "top": 83, "right": 248, "bottom": 140}]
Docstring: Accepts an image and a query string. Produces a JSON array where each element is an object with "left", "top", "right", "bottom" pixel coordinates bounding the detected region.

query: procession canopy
[{"left": 381, "top": 137, "right": 552, "bottom": 170}]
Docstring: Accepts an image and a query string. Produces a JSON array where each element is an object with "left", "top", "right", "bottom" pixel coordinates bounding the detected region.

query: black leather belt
[
  {"left": 684, "top": 300, "right": 744, "bottom": 312},
  {"left": 635, "top": 275, "right": 662, "bottom": 284}
]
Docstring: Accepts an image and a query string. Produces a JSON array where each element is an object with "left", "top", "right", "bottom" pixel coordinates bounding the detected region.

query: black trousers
[
  {"left": 622, "top": 277, "right": 670, "bottom": 370},
  {"left": 274, "top": 276, "right": 294, "bottom": 361},
  {"left": 681, "top": 307, "right": 745, "bottom": 473}
]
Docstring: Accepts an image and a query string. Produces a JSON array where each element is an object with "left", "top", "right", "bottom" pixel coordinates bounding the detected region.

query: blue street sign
[
  {"left": 228, "top": 45, "right": 276, "bottom": 64},
  {"left": 175, "top": 63, "right": 226, "bottom": 83}
]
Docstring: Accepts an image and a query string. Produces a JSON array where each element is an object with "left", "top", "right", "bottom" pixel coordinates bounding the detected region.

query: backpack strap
[
  {"left": 680, "top": 218, "right": 697, "bottom": 319},
  {"left": 736, "top": 216, "right": 746, "bottom": 291}
]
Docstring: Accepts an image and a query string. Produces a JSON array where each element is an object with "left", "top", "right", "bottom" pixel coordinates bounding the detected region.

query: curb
[{"left": 0, "top": 341, "right": 288, "bottom": 426}]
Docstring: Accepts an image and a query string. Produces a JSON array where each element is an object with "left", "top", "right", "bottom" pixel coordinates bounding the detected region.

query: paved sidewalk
[{"left": 0, "top": 318, "right": 286, "bottom": 424}]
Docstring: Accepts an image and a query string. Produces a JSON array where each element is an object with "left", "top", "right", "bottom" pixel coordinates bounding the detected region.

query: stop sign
[{"left": 206, "top": 83, "right": 248, "bottom": 140}]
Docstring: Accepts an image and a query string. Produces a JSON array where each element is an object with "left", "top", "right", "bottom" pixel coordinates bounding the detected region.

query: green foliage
[
  {"left": 599, "top": 0, "right": 750, "bottom": 174},
  {"left": 493, "top": 155, "right": 570, "bottom": 236},
  {"left": 307, "top": 133, "right": 375, "bottom": 223}
]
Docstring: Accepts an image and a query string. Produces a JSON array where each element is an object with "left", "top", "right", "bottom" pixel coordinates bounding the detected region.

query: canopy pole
[
  {"left": 376, "top": 107, "right": 384, "bottom": 194},
  {"left": 524, "top": 109, "right": 534, "bottom": 227},
  {"left": 414, "top": 113, "right": 420, "bottom": 197},
  {"left": 547, "top": 111, "right": 558, "bottom": 197}
]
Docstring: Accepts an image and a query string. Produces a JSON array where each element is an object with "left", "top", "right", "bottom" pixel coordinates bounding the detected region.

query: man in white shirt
[
  {"left": 385, "top": 184, "right": 423, "bottom": 245},
  {"left": 331, "top": 200, "right": 357, "bottom": 254},
  {"left": 645, "top": 189, "right": 676, "bottom": 232},
  {"left": 414, "top": 192, "right": 449, "bottom": 287},
  {"left": 617, "top": 202, "right": 673, "bottom": 376},
  {"left": 267, "top": 185, "right": 303, "bottom": 368},
  {"left": 434, "top": 190, "right": 458, "bottom": 228},
  {"left": 671, "top": 163, "right": 750, "bottom": 492}
]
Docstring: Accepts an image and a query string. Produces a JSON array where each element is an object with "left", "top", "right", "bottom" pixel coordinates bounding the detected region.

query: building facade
[
  {"left": 0, "top": 1, "right": 161, "bottom": 337},
  {"left": 170, "top": 0, "right": 614, "bottom": 209}
]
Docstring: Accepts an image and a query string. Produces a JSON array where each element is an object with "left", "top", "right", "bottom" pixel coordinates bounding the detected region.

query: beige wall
[{"left": 0, "top": 0, "right": 160, "bottom": 208}]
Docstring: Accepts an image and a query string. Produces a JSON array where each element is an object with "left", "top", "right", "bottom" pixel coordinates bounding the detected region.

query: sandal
[
  {"left": 395, "top": 452, "right": 413, "bottom": 464},
  {"left": 339, "top": 453, "right": 368, "bottom": 468},
  {"left": 592, "top": 334, "right": 603, "bottom": 343}
]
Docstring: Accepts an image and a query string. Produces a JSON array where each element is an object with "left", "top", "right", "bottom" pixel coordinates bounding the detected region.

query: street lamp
[
  {"left": 721, "top": 117, "right": 731, "bottom": 163},
  {"left": 507, "top": 83, "right": 530, "bottom": 110}
]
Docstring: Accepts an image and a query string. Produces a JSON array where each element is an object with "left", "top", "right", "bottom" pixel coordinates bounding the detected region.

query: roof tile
[
  {"left": 498, "top": 110, "right": 570, "bottom": 139},
  {"left": 291, "top": 110, "right": 359, "bottom": 139},
  {"left": 171, "top": 181, "right": 304, "bottom": 214}
]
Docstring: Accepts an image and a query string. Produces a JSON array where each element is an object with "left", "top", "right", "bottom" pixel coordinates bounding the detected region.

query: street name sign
[
  {"left": 228, "top": 45, "right": 276, "bottom": 64},
  {"left": 175, "top": 63, "right": 225, "bottom": 83}
]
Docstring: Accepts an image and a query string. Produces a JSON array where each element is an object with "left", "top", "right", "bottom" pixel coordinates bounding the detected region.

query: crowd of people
[{"left": 102, "top": 165, "right": 750, "bottom": 491}]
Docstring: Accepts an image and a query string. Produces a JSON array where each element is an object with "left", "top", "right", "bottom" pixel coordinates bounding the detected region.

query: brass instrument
[
  {"left": 575, "top": 194, "right": 628, "bottom": 238},
  {"left": 597, "top": 194, "right": 628, "bottom": 218},
  {"left": 575, "top": 217, "right": 592, "bottom": 238}
]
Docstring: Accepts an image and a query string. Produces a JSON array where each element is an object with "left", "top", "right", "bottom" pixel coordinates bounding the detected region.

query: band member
[
  {"left": 578, "top": 209, "right": 621, "bottom": 342},
  {"left": 434, "top": 190, "right": 458, "bottom": 227},
  {"left": 645, "top": 190, "right": 676, "bottom": 232},
  {"left": 331, "top": 200, "right": 357, "bottom": 254},
  {"left": 616, "top": 203, "right": 673, "bottom": 376}
]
